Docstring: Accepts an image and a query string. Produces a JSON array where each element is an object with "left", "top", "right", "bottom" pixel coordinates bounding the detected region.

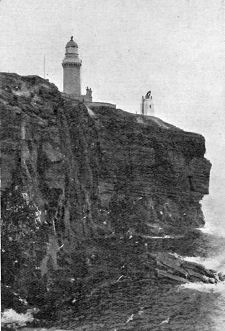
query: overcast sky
[{"left": 0, "top": 0, "right": 224, "bottom": 230}]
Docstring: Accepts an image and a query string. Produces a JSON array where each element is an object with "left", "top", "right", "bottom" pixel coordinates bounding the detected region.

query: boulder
[{"left": 152, "top": 252, "right": 224, "bottom": 284}]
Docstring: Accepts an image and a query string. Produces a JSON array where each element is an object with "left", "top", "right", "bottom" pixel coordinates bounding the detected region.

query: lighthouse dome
[{"left": 66, "top": 36, "right": 78, "bottom": 48}]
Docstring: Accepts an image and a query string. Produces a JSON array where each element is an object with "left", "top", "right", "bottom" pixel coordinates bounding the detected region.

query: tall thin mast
[{"left": 44, "top": 55, "right": 46, "bottom": 79}]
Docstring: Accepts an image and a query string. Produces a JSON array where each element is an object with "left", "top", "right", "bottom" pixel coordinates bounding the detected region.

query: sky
[{"left": 0, "top": 0, "right": 224, "bottom": 231}]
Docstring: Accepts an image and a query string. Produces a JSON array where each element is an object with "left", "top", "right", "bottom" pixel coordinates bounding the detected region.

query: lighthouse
[
  {"left": 141, "top": 91, "right": 154, "bottom": 116},
  {"left": 62, "top": 36, "right": 82, "bottom": 97},
  {"left": 61, "top": 36, "right": 117, "bottom": 107}
]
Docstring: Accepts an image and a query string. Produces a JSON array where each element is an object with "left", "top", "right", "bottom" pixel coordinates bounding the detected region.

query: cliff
[
  {"left": 0, "top": 73, "right": 213, "bottom": 324},
  {"left": 1, "top": 72, "right": 211, "bottom": 234}
]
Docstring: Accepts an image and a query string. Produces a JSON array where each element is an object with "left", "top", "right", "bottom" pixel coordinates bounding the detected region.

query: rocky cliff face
[
  {"left": 1, "top": 73, "right": 211, "bottom": 238},
  {"left": 1, "top": 73, "right": 213, "bottom": 322}
]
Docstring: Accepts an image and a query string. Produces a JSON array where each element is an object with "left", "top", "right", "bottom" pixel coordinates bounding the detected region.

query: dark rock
[
  {"left": 1, "top": 72, "right": 219, "bottom": 325},
  {"left": 1, "top": 72, "right": 212, "bottom": 240},
  {"left": 218, "top": 272, "right": 225, "bottom": 281},
  {"left": 151, "top": 252, "right": 224, "bottom": 284}
]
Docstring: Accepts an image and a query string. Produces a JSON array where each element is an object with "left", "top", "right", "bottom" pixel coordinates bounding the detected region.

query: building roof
[{"left": 66, "top": 36, "right": 78, "bottom": 48}]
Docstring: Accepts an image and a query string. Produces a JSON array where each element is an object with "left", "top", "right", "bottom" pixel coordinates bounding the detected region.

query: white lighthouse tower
[
  {"left": 62, "top": 36, "right": 82, "bottom": 97},
  {"left": 141, "top": 91, "right": 154, "bottom": 116},
  {"left": 61, "top": 36, "right": 118, "bottom": 107}
]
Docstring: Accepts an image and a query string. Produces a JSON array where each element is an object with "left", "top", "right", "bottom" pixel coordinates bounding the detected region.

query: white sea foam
[
  {"left": 183, "top": 253, "right": 225, "bottom": 273},
  {"left": 1, "top": 309, "right": 34, "bottom": 327},
  {"left": 197, "top": 222, "right": 225, "bottom": 237},
  {"left": 180, "top": 280, "right": 225, "bottom": 294},
  {"left": 196, "top": 223, "right": 213, "bottom": 234}
]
